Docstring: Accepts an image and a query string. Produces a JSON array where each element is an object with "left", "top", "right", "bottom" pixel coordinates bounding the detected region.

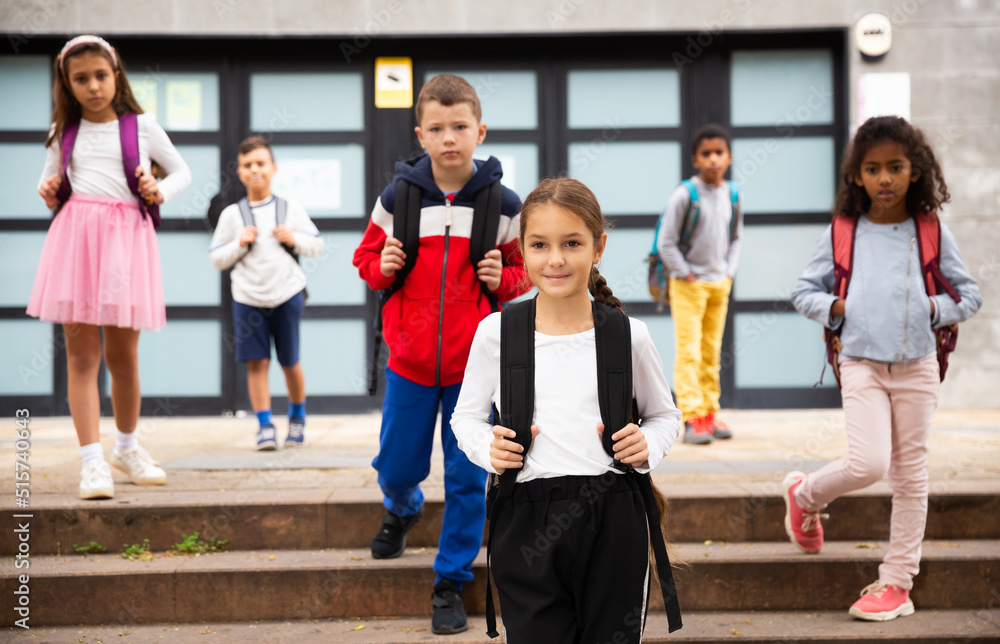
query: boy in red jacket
[{"left": 353, "top": 74, "right": 527, "bottom": 635}]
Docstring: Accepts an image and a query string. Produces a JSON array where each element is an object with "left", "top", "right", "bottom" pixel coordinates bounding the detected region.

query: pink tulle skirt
[{"left": 26, "top": 194, "right": 166, "bottom": 331}]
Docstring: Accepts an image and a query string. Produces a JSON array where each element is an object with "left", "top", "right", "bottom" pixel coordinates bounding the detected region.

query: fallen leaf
[
  {"left": 268, "top": 555, "right": 276, "bottom": 561},
  {"left": 730, "top": 630, "right": 741, "bottom": 635},
  {"left": 855, "top": 543, "right": 878, "bottom": 549},
  {"left": 350, "top": 625, "right": 365, "bottom": 631},
  {"left": 704, "top": 540, "right": 713, "bottom": 546}
]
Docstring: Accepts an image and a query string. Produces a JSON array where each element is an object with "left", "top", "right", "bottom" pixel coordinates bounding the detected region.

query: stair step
[
  {"left": 5, "top": 481, "right": 998, "bottom": 554},
  {"left": 5, "top": 611, "right": 999, "bottom": 643},
  {"left": 7, "top": 540, "right": 997, "bottom": 626}
]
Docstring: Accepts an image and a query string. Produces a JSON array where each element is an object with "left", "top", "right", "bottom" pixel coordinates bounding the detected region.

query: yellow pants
[{"left": 669, "top": 277, "right": 732, "bottom": 422}]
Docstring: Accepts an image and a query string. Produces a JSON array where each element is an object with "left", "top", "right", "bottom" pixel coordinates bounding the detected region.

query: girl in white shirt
[
  {"left": 28, "top": 35, "right": 192, "bottom": 500},
  {"left": 452, "top": 177, "right": 682, "bottom": 642}
]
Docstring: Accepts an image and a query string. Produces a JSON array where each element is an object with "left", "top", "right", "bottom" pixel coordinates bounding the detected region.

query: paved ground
[{"left": 2, "top": 408, "right": 998, "bottom": 500}]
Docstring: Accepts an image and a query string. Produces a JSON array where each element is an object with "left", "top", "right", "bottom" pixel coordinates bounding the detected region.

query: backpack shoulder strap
[
  {"left": 275, "top": 197, "right": 288, "bottom": 227},
  {"left": 592, "top": 301, "right": 633, "bottom": 468},
  {"left": 499, "top": 296, "right": 536, "bottom": 454},
  {"left": 119, "top": 113, "right": 160, "bottom": 228},
  {"left": 236, "top": 197, "right": 254, "bottom": 228},
  {"left": 679, "top": 179, "right": 700, "bottom": 248},
  {"left": 727, "top": 179, "right": 739, "bottom": 240},
  {"left": 914, "top": 212, "right": 961, "bottom": 303},
  {"left": 470, "top": 180, "right": 504, "bottom": 312},
  {"left": 830, "top": 214, "right": 858, "bottom": 299},
  {"left": 53, "top": 121, "right": 80, "bottom": 211},
  {"left": 389, "top": 179, "right": 423, "bottom": 295}
]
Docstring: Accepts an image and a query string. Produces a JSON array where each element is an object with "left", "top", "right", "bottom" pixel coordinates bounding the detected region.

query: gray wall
[{"left": 3, "top": 0, "right": 998, "bottom": 408}]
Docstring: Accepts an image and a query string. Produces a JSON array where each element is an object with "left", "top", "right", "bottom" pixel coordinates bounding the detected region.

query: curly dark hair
[
  {"left": 690, "top": 123, "right": 731, "bottom": 156},
  {"left": 834, "top": 116, "right": 950, "bottom": 218}
]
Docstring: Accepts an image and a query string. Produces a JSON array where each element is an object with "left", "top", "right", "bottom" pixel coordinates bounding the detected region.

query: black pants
[{"left": 492, "top": 473, "right": 651, "bottom": 644}]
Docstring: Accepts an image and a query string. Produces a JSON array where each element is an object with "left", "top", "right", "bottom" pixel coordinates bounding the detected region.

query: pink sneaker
[
  {"left": 782, "top": 471, "right": 825, "bottom": 554},
  {"left": 849, "top": 581, "right": 915, "bottom": 621}
]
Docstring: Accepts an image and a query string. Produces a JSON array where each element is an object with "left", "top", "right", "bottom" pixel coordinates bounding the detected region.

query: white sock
[
  {"left": 115, "top": 430, "right": 138, "bottom": 452},
  {"left": 80, "top": 442, "right": 105, "bottom": 466}
]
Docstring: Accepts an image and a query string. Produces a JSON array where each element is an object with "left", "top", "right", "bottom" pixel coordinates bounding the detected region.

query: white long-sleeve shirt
[
  {"left": 40, "top": 113, "right": 191, "bottom": 203},
  {"left": 451, "top": 312, "right": 682, "bottom": 482},
  {"left": 209, "top": 196, "right": 325, "bottom": 308}
]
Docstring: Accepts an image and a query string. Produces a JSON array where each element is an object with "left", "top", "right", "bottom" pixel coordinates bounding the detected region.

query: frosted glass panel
[
  {"left": 731, "top": 50, "right": 834, "bottom": 127},
  {"left": 251, "top": 73, "right": 363, "bottom": 132},
  {"left": 0, "top": 56, "right": 50, "bottom": 130},
  {"left": 569, "top": 141, "right": 681, "bottom": 215},
  {"left": 635, "top": 315, "right": 677, "bottom": 390},
  {"left": 133, "top": 72, "right": 220, "bottom": 131},
  {"left": 731, "top": 137, "right": 835, "bottom": 213},
  {"left": 160, "top": 145, "right": 220, "bottom": 220},
  {"left": 568, "top": 69, "right": 680, "bottom": 129},
  {"left": 269, "top": 319, "right": 367, "bottom": 396},
  {"left": 735, "top": 224, "right": 828, "bottom": 301},
  {"left": 425, "top": 71, "right": 537, "bottom": 130},
  {"left": 476, "top": 143, "right": 538, "bottom": 201},
  {"left": 138, "top": 321, "right": 221, "bottom": 396},
  {"left": 0, "top": 321, "right": 54, "bottom": 395},
  {"left": 0, "top": 144, "right": 52, "bottom": 219},
  {"left": 270, "top": 145, "right": 365, "bottom": 218},
  {"left": 158, "top": 232, "right": 219, "bottom": 306},
  {"left": 0, "top": 232, "right": 46, "bottom": 306},
  {"left": 734, "top": 312, "right": 833, "bottom": 388},
  {"left": 299, "top": 232, "right": 366, "bottom": 306},
  {"left": 601, "top": 228, "right": 657, "bottom": 303}
]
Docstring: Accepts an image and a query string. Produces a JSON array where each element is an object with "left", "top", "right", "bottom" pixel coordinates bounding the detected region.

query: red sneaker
[
  {"left": 705, "top": 412, "right": 732, "bottom": 439},
  {"left": 782, "top": 471, "right": 826, "bottom": 554},
  {"left": 683, "top": 416, "right": 714, "bottom": 445},
  {"left": 849, "top": 581, "right": 915, "bottom": 621}
]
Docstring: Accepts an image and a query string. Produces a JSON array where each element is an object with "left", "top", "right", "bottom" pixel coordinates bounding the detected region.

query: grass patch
[
  {"left": 121, "top": 538, "right": 153, "bottom": 561},
  {"left": 171, "top": 531, "right": 229, "bottom": 556},
  {"left": 72, "top": 541, "right": 107, "bottom": 554}
]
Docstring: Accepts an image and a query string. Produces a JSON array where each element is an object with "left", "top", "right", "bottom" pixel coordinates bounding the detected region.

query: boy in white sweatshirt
[{"left": 209, "top": 136, "right": 324, "bottom": 450}]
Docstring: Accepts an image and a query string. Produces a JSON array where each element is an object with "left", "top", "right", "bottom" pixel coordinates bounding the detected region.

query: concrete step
[
  {"left": 4, "top": 610, "right": 999, "bottom": 643},
  {"left": 5, "top": 481, "right": 998, "bottom": 555},
  {"left": 5, "top": 540, "right": 997, "bottom": 626}
]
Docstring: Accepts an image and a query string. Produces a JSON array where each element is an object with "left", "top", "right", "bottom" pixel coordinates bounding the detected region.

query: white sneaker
[
  {"left": 80, "top": 460, "right": 115, "bottom": 500},
  {"left": 110, "top": 445, "right": 167, "bottom": 485}
]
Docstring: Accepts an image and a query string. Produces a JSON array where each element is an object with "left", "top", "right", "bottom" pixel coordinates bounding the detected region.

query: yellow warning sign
[{"left": 375, "top": 57, "right": 413, "bottom": 109}]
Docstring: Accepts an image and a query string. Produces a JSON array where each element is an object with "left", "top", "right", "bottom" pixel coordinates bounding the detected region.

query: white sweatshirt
[
  {"left": 40, "top": 113, "right": 191, "bottom": 203},
  {"left": 451, "top": 312, "right": 682, "bottom": 482},
  {"left": 209, "top": 196, "right": 325, "bottom": 308}
]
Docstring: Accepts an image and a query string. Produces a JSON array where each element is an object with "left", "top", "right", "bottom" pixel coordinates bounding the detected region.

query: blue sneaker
[
  {"left": 256, "top": 423, "right": 277, "bottom": 451},
  {"left": 285, "top": 416, "right": 305, "bottom": 448}
]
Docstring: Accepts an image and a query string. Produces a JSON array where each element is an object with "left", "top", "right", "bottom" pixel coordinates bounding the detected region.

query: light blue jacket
[{"left": 791, "top": 216, "right": 982, "bottom": 363}]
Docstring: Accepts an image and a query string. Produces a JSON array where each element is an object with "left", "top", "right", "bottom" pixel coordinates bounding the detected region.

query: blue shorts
[{"left": 232, "top": 291, "right": 304, "bottom": 367}]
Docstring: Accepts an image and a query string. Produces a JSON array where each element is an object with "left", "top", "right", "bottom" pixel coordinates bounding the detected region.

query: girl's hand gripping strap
[{"left": 485, "top": 296, "right": 536, "bottom": 638}]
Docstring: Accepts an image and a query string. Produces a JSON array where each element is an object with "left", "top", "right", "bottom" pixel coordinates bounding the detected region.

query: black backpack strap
[
  {"left": 485, "top": 296, "right": 536, "bottom": 638},
  {"left": 470, "top": 180, "right": 504, "bottom": 313},
  {"left": 273, "top": 197, "right": 299, "bottom": 261},
  {"left": 592, "top": 301, "right": 683, "bottom": 633},
  {"left": 367, "top": 179, "right": 424, "bottom": 395}
]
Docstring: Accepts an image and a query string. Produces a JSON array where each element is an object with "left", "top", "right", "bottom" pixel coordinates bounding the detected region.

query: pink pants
[{"left": 795, "top": 355, "right": 939, "bottom": 590}]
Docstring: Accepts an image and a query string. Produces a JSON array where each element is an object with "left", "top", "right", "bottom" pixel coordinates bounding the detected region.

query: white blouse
[
  {"left": 40, "top": 113, "right": 191, "bottom": 204},
  {"left": 451, "top": 312, "right": 682, "bottom": 482}
]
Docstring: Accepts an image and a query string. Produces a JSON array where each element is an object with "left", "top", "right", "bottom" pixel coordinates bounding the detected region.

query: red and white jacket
[{"left": 353, "top": 154, "right": 529, "bottom": 387}]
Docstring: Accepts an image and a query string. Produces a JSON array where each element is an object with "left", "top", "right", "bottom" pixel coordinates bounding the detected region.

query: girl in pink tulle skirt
[{"left": 28, "top": 35, "right": 191, "bottom": 500}]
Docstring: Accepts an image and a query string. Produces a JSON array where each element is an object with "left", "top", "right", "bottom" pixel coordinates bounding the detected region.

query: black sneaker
[
  {"left": 370, "top": 506, "right": 423, "bottom": 559},
  {"left": 431, "top": 579, "right": 468, "bottom": 635}
]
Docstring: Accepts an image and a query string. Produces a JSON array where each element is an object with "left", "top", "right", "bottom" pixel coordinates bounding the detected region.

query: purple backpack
[{"left": 54, "top": 112, "right": 161, "bottom": 228}]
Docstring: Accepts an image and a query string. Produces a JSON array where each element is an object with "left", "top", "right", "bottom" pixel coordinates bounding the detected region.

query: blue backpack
[{"left": 647, "top": 179, "right": 739, "bottom": 310}]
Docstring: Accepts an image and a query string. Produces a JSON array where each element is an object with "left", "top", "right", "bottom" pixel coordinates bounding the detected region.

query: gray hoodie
[
  {"left": 791, "top": 216, "right": 982, "bottom": 363},
  {"left": 656, "top": 175, "right": 743, "bottom": 282}
]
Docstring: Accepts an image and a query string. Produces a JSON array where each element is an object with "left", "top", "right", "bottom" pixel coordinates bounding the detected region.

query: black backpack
[
  {"left": 366, "top": 178, "right": 504, "bottom": 395},
  {"left": 236, "top": 196, "right": 308, "bottom": 302},
  {"left": 483, "top": 296, "right": 682, "bottom": 638}
]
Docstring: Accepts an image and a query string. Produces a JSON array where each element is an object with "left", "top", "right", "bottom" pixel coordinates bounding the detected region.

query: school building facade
[{"left": 0, "top": 0, "right": 997, "bottom": 416}]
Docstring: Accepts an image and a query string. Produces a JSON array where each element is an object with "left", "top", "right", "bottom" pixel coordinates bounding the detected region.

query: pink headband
[{"left": 59, "top": 35, "right": 118, "bottom": 74}]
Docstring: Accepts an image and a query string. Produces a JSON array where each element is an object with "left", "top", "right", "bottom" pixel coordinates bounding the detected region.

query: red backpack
[{"left": 823, "top": 212, "right": 962, "bottom": 388}]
